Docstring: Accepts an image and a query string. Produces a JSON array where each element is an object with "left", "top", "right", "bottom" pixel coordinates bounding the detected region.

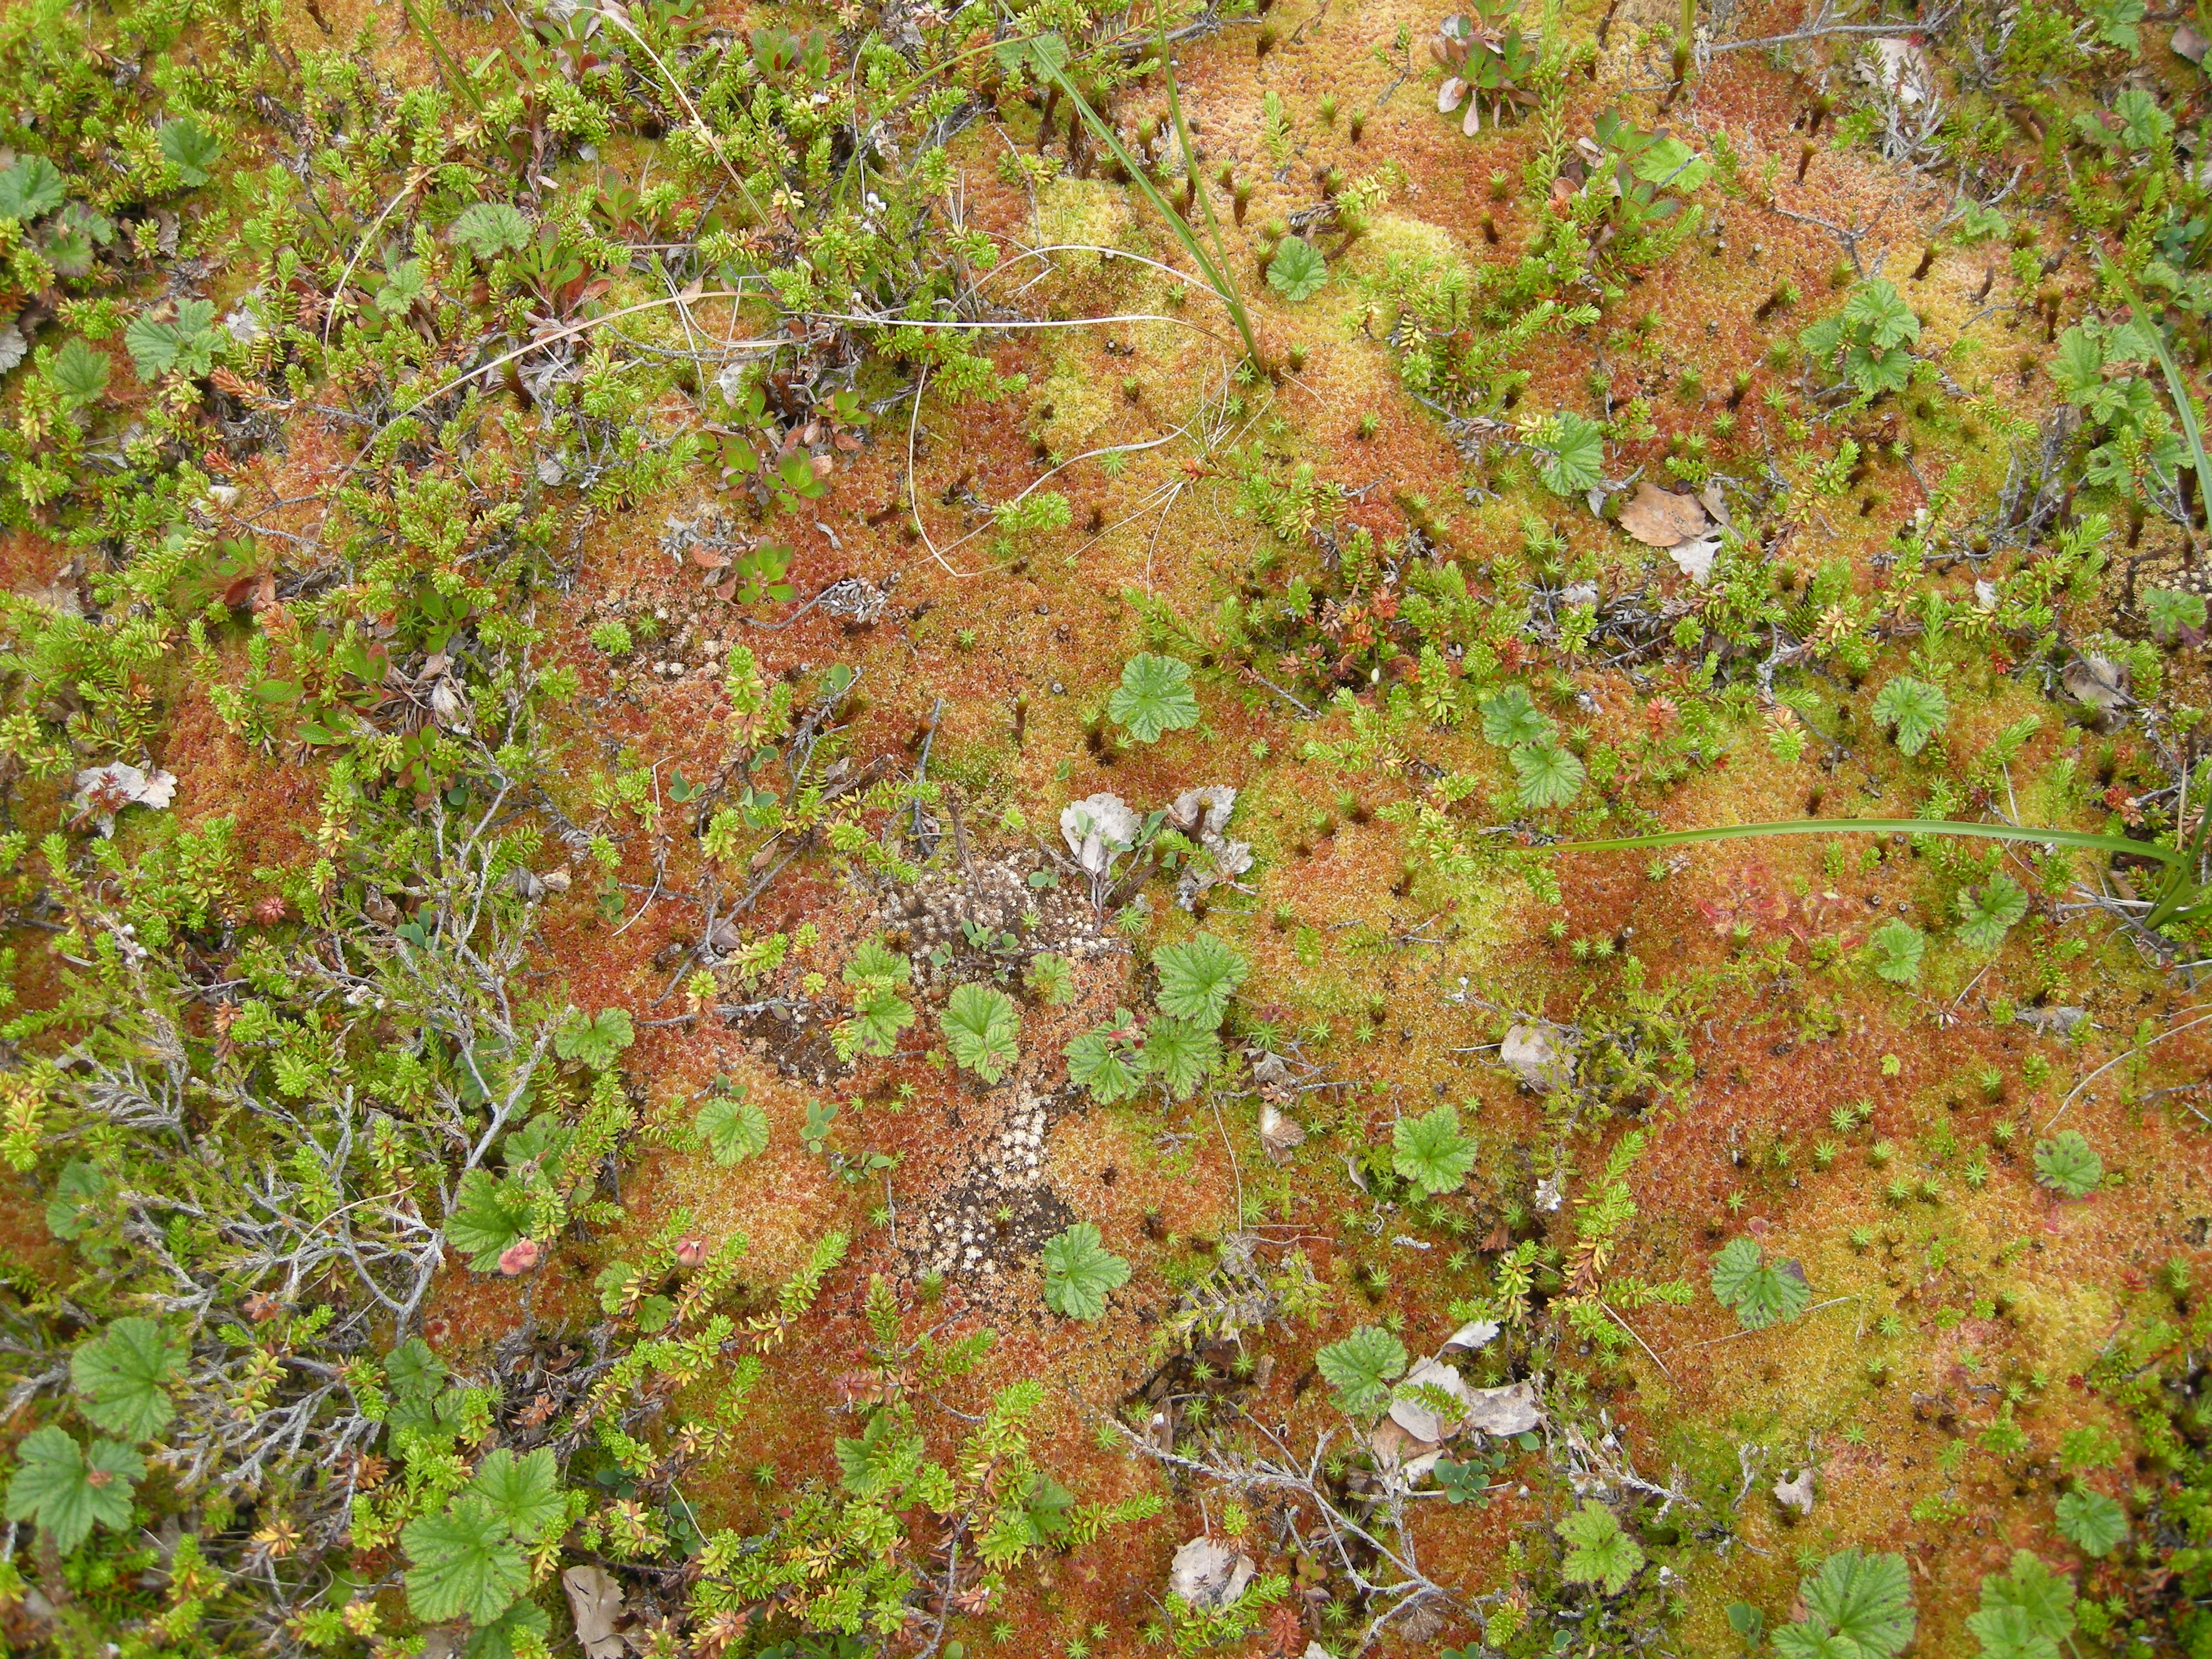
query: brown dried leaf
[
  {"left": 562, "top": 1565, "right": 627, "bottom": 1659},
  {"left": 1773, "top": 1467, "right": 1817, "bottom": 1516},
  {"left": 1616, "top": 482, "right": 1712, "bottom": 548},
  {"left": 1169, "top": 1537, "right": 1256, "bottom": 1610},
  {"left": 1462, "top": 1380, "right": 1543, "bottom": 1437},
  {"left": 2063, "top": 653, "right": 2129, "bottom": 713}
]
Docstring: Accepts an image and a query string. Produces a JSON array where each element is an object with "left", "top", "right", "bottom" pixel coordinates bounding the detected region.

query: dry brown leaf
[
  {"left": 1668, "top": 535, "right": 1722, "bottom": 585},
  {"left": 1387, "top": 1359, "right": 1469, "bottom": 1442},
  {"left": 1773, "top": 1467, "right": 1817, "bottom": 1516},
  {"left": 1617, "top": 482, "right": 1712, "bottom": 548},
  {"left": 1463, "top": 1380, "right": 1543, "bottom": 1437},
  {"left": 1169, "top": 1537, "right": 1256, "bottom": 1610},
  {"left": 1500, "top": 1023, "right": 1574, "bottom": 1092},
  {"left": 2063, "top": 653, "right": 2129, "bottom": 713},
  {"left": 562, "top": 1565, "right": 627, "bottom": 1659},
  {"left": 1443, "top": 1317, "right": 1501, "bottom": 1352}
]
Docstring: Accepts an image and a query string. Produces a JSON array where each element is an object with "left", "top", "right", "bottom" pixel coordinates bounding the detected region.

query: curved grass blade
[
  {"left": 1539, "top": 816, "right": 2185, "bottom": 866},
  {"left": 1031, "top": 45, "right": 1264, "bottom": 373}
]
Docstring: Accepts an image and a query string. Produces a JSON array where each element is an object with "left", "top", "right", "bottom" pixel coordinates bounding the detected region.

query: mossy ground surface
[{"left": 2, "top": 0, "right": 2211, "bottom": 1652}]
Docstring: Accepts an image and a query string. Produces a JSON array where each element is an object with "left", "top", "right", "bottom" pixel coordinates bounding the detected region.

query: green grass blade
[
  {"left": 1537, "top": 817, "right": 2185, "bottom": 866},
  {"left": 399, "top": 0, "right": 484, "bottom": 115},
  {"left": 2105, "top": 261, "right": 2212, "bottom": 546},
  {"left": 1037, "top": 60, "right": 1262, "bottom": 372},
  {"left": 1157, "top": 24, "right": 1230, "bottom": 276}
]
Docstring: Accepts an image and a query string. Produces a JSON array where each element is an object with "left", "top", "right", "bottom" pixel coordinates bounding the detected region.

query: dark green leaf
[
  {"left": 1866, "top": 917, "right": 1926, "bottom": 985},
  {"left": 1153, "top": 933, "right": 1246, "bottom": 1027},
  {"left": 403, "top": 1496, "right": 529, "bottom": 1626},
  {"left": 1479, "top": 686, "right": 1553, "bottom": 748},
  {"left": 1870, "top": 676, "right": 1948, "bottom": 757},
  {"left": 2053, "top": 1490, "right": 2127, "bottom": 1557},
  {"left": 1710, "top": 1237, "right": 1811, "bottom": 1330},
  {"left": 469, "top": 1447, "right": 564, "bottom": 1542},
  {"left": 45, "top": 1159, "right": 108, "bottom": 1241},
  {"left": 1040, "top": 1222, "right": 1128, "bottom": 1320},
  {"left": 1140, "top": 1015, "right": 1218, "bottom": 1099},
  {"left": 451, "top": 201, "right": 533, "bottom": 259},
  {"left": 0, "top": 156, "right": 65, "bottom": 222},
  {"left": 696, "top": 1091, "right": 770, "bottom": 1164},
  {"left": 1314, "top": 1325, "right": 1405, "bottom": 1414},
  {"left": 941, "top": 983, "right": 1019, "bottom": 1083},
  {"left": 3, "top": 1427, "right": 139, "bottom": 1553},
  {"left": 1537, "top": 411, "right": 1605, "bottom": 496},
  {"left": 46, "top": 337, "right": 110, "bottom": 406},
  {"left": 555, "top": 1006, "right": 634, "bottom": 1071},
  {"left": 1512, "top": 741, "right": 1586, "bottom": 810},
  {"left": 1267, "top": 236, "right": 1328, "bottom": 302},
  {"left": 1955, "top": 876, "right": 2029, "bottom": 952},
  {"left": 158, "top": 119, "right": 221, "bottom": 186},
  {"left": 1774, "top": 1549, "right": 1916, "bottom": 1659},
  {"left": 1558, "top": 1500, "right": 1645, "bottom": 1595},
  {"left": 384, "top": 1336, "right": 447, "bottom": 1402},
  {"left": 70, "top": 1318, "right": 181, "bottom": 1443},
  {"left": 446, "top": 1167, "right": 534, "bottom": 1272},
  {"left": 1392, "top": 1104, "right": 1477, "bottom": 1196},
  {"left": 2032, "top": 1130, "right": 2101, "bottom": 1198},
  {"left": 1066, "top": 1025, "right": 1147, "bottom": 1104},
  {"left": 1108, "top": 654, "right": 1201, "bottom": 743}
]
